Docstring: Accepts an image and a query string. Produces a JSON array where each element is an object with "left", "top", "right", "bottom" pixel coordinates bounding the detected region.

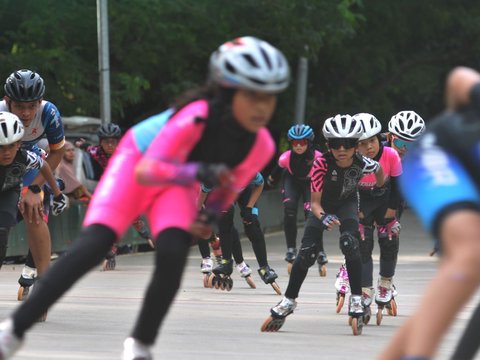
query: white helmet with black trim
[
  {"left": 0, "top": 111, "right": 24, "bottom": 145},
  {"left": 388, "top": 110, "right": 425, "bottom": 141},
  {"left": 209, "top": 36, "right": 290, "bottom": 93},
  {"left": 354, "top": 113, "right": 382, "bottom": 140},
  {"left": 322, "top": 114, "right": 363, "bottom": 139}
]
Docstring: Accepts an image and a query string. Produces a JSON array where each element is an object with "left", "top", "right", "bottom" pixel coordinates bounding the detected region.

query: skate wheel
[
  {"left": 336, "top": 293, "right": 345, "bottom": 314},
  {"left": 17, "top": 286, "right": 30, "bottom": 301},
  {"left": 351, "top": 317, "right": 363, "bottom": 336},
  {"left": 287, "top": 262, "right": 292, "bottom": 275},
  {"left": 363, "top": 307, "right": 371, "bottom": 325},
  {"left": 245, "top": 276, "right": 256, "bottom": 289},
  {"left": 260, "top": 316, "right": 285, "bottom": 332},
  {"left": 376, "top": 307, "right": 383, "bottom": 326},
  {"left": 202, "top": 273, "right": 210, "bottom": 288},
  {"left": 207, "top": 274, "right": 216, "bottom": 289},
  {"left": 387, "top": 299, "right": 398, "bottom": 316},
  {"left": 270, "top": 282, "right": 282, "bottom": 295},
  {"left": 319, "top": 264, "right": 327, "bottom": 277},
  {"left": 225, "top": 278, "right": 233, "bottom": 291}
]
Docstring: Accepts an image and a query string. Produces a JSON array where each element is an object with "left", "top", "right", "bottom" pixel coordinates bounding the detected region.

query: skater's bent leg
[
  {"left": 379, "top": 211, "right": 480, "bottom": 360},
  {"left": 13, "top": 224, "right": 116, "bottom": 338},
  {"left": 0, "top": 227, "right": 10, "bottom": 270},
  {"left": 197, "top": 239, "right": 210, "bottom": 259},
  {"left": 218, "top": 209, "right": 234, "bottom": 261},
  {"left": 25, "top": 221, "right": 51, "bottom": 276},
  {"left": 359, "top": 223, "right": 374, "bottom": 287},
  {"left": 244, "top": 219, "right": 268, "bottom": 268},
  {"left": 231, "top": 228, "right": 244, "bottom": 264},
  {"left": 285, "top": 225, "right": 320, "bottom": 299},
  {"left": 378, "top": 231, "right": 399, "bottom": 278},
  {"left": 131, "top": 228, "right": 191, "bottom": 345},
  {"left": 339, "top": 220, "right": 362, "bottom": 295},
  {"left": 283, "top": 202, "right": 298, "bottom": 249}
]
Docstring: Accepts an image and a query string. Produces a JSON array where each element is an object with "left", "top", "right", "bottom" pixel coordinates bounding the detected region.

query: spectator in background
[{"left": 55, "top": 141, "right": 91, "bottom": 201}]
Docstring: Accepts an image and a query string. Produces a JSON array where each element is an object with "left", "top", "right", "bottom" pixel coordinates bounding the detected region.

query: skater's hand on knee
[
  {"left": 320, "top": 214, "right": 340, "bottom": 230},
  {"left": 19, "top": 192, "right": 44, "bottom": 224}
]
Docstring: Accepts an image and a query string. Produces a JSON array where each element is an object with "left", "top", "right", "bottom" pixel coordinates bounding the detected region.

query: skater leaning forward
[{"left": 261, "top": 114, "right": 384, "bottom": 336}]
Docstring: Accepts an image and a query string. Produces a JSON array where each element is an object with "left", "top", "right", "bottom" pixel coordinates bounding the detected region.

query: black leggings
[{"left": 282, "top": 174, "right": 310, "bottom": 249}]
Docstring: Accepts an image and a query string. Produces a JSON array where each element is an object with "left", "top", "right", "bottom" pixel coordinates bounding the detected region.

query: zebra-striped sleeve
[{"left": 311, "top": 157, "right": 327, "bottom": 192}]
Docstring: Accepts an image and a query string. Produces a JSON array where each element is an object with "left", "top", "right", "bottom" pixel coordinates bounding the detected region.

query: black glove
[
  {"left": 371, "top": 185, "right": 387, "bottom": 198},
  {"left": 52, "top": 193, "right": 69, "bottom": 216},
  {"left": 196, "top": 163, "right": 231, "bottom": 189},
  {"left": 241, "top": 207, "right": 256, "bottom": 224},
  {"left": 319, "top": 213, "right": 339, "bottom": 229}
]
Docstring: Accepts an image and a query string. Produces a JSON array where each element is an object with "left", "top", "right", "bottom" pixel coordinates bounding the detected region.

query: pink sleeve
[
  {"left": 206, "top": 128, "right": 275, "bottom": 212},
  {"left": 139, "top": 100, "right": 209, "bottom": 184},
  {"left": 278, "top": 151, "right": 291, "bottom": 168},
  {"left": 388, "top": 147, "right": 403, "bottom": 177}
]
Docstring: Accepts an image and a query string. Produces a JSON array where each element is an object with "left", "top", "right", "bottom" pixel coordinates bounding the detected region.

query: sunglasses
[
  {"left": 392, "top": 136, "right": 413, "bottom": 150},
  {"left": 328, "top": 138, "right": 358, "bottom": 150},
  {"left": 291, "top": 139, "right": 308, "bottom": 147}
]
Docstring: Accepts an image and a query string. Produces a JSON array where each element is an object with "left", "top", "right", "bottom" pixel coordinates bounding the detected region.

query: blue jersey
[
  {"left": 400, "top": 85, "right": 480, "bottom": 236},
  {"left": 131, "top": 108, "right": 174, "bottom": 154}
]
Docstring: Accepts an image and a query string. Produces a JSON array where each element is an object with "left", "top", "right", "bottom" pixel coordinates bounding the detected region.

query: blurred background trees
[{"left": 1, "top": 0, "right": 479, "bottom": 140}]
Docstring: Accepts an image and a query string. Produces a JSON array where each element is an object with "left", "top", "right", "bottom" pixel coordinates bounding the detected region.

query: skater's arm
[{"left": 310, "top": 191, "right": 325, "bottom": 219}]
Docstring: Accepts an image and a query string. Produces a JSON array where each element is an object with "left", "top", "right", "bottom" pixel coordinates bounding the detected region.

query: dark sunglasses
[{"left": 328, "top": 138, "right": 358, "bottom": 150}]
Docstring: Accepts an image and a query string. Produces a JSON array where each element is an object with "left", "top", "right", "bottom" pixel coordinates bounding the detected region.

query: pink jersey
[
  {"left": 278, "top": 150, "right": 322, "bottom": 177},
  {"left": 83, "top": 100, "right": 275, "bottom": 238},
  {"left": 358, "top": 146, "right": 402, "bottom": 190}
]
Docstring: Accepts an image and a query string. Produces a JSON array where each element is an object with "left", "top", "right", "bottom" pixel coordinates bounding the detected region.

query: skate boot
[
  {"left": 334, "top": 263, "right": 350, "bottom": 313},
  {"left": 122, "top": 337, "right": 152, "bottom": 360},
  {"left": 0, "top": 318, "right": 23, "bottom": 359},
  {"left": 17, "top": 265, "right": 37, "bottom": 301},
  {"left": 209, "top": 234, "right": 222, "bottom": 265},
  {"left": 258, "top": 265, "right": 281, "bottom": 295},
  {"left": 236, "top": 261, "right": 256, "bottom": 289},
  {"left": 208, "top": 259, "right": 233, "bottom": 291},
  {"left": 260, "top": 296, "right": 297, "bottom": 332},
  {"left": 375, "top": 277, "right": 398, "bottom": 325},
  {"left": 284, "top": 247, "right": 296, "bottom": 274},
  {"left": 200, "top": 257, "right": 214, "bottom": 288},
  {"left": 348, "top": 295, "right": 364, "bottom": 336},
  {"left": 361, "top": 287, "right": 374, "bottom": 325},
  {"left": 102, "top": 245, "right": 117, "bottom": 271},
  {"left": 317, "top": 251, "right": 328, "bottom": 277}
]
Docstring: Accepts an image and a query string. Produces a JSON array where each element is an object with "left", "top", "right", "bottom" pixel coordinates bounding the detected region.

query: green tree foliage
[{"left": 0, "top": 0, "right": 479, "bottom": 138}]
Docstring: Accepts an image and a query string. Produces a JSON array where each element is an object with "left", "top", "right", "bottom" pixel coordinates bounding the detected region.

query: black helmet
[
  {"left": 4, "top": 69, "right": 45, "bottom": 102},
  {"left": 97, "top": 123, "right": 121, "bottom": 139}
]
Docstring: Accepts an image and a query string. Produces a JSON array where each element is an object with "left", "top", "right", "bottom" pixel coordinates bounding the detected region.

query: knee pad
[
  {"left": 244, "top": 219, "right": 263, "bottom": 244},
  {"left": 339, "top": 231, "right": 360, "bottom": 261},
  {"left": 297, "top": 244, "right": 319, "bottom": 270},
  {"left": 378, "top": 235, "right": 399, "bottom": 261}
]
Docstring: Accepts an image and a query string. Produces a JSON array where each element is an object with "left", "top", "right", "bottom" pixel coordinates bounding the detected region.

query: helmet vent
[{"left": 1, "top": 122, "right": 7, "bottom": 138}]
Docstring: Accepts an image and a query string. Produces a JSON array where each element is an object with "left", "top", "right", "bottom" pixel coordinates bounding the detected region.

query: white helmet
[
  {"left": 355, "top": 113, "right": 382, "bottom": 140},
  {"left": 322, "top": 114, "right": 363, "bottom": 139},
  {"left": 209, "top": 36, "right": 290, "bottom": 93},
  {"left": 388, "top": 110, "right": 425, "bottom": 141},
  {"left": 0, "top": 111, "right": 24, "bottom": 145}
]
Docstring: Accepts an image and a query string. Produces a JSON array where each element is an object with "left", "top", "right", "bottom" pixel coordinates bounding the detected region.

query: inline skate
[
  {"left": 236, "top": 261, "right": 256, "bottom": 288},
  {"left": 317, "top": 251, "right": 328, "bottom": 277},
  {"left": 375, "top": 277, "right": 398, "bottom": 325},
  {"left": 334, "top": 263, "right": 350, "bottom": 313},
  {"left": 348, "top": 294, "right": 364, "bottom": 336},
  {"left": 209, "top": 234, "right": 222, "bottom": 265},
  {"left": 361, "top": 287, "right": 374, "bottom": 325},
  {"left": 102, "top": 245, "right": 117, "bottom": 271},
  {"left": 17, "top": 265, "right": 37, "bottom": 301},
  {"left": 260, "top": 296, "right": 297, "bottom": 332},
  {"left": 284, "top": 247, "right": 296, "bottom": 274},
  {"left": 258, "top": 265, "right": 281, "bottom": 295},
  {"left": 200, "top": 257, "right": 214, "bottom": 288},
  {"left": 208, "top": 259, "right": 233, "bottom": 291}
]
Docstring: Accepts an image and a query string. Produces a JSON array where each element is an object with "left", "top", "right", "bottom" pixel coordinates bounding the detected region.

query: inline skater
[
  {"left": 261, "top": 114, "right": 385, "bottom": 336},
  {"left": 0, "top": 36, "right": 289, "bottom": 360},
  {"left": 267, "top": 124, "right": 325, "bottom": 274}
]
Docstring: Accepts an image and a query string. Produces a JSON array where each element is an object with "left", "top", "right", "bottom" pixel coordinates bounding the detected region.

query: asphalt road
[{"left": 0, "top": 209, "right": 479, "bottom": 359}]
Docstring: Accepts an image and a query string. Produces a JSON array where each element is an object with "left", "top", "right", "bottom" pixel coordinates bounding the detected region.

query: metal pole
[
  {"left": 294, "top": 56, "right": 308, "bottom": 124},
  {"left": 97, "top": 0, "right": 111, "bottom": 124}
]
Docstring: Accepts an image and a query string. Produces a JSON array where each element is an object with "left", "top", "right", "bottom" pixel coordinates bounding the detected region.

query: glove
[
  {"left": 371, "top": 185, "right": 387, "bottom": 198},
  {"left": 319, "top": 214, "right": 339, "bottom": 229},
  {"left": 51, "top": 193, "right": 69, "bottom": 216},
  {"left": 241, "top": 207, "right": 257, "bottom": 224},
  {"left": 190, "top": 208, "right": 219, "bottom": 239},
  {"left": 377, "top": 218, "right": 401, "bottom": 240},
  {"left": 196, "top": 163, "right": 233, "bottom": 189}
]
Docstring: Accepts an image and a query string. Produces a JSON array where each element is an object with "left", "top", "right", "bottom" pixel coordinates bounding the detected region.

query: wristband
[{"left": 28, "top": 184, "right": 42, "bottom": 194}]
